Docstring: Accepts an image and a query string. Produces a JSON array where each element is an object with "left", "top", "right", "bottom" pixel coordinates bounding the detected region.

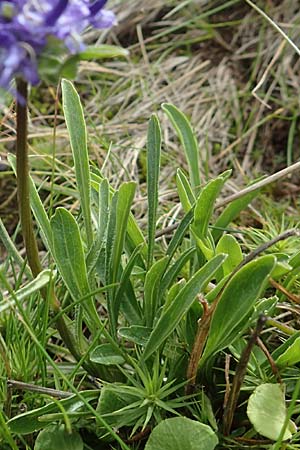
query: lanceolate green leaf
[
  {"left": 107, "top": 182, "right": 136, "bottom": 335},
  {"left": 193, "top": 170, "right": 231, "bottom": 241},
  {"left": 50, "top": 208, "right": 98, "bottom": 329},
  {"left": 147, "top": 114, "right": 162, "bottom": 268},
  {"left": 62, "top": 79, "right": 93, "bottom": 248},
  {"left": 51, "top": 208, "right": 89, "bottom": 300},
  {"left": 162, "top": 103, "right": 201, "bottom": 193},
  {"left": 201, "top": 255, "right": 276, "bottom": 366},
  {"left": 8, "top": 391, "right": 98, "bottom": 434},
  {"left": 86, "top": 178, "right": 109, "bottom": 274},
  {"left": 143, "top": 254, "right": 227, "bottom": 361},
  {"left": 176, "top": 168, "right": 196, "bottom": 213}
]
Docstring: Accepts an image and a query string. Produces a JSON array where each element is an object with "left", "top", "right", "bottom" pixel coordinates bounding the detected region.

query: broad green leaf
[
  {"left": 201, "top": 255, "right": 276, "bottom": 365},
  {"left": 0, "top": 270, "right": 52, "bottom": 313},
  {"left": 144, "top": 257, "right": 169, "bottom": 327},
  {"left": 147, "top": 114, "right": 161, "bottom": 267},
  {"left": 212, "top": 190, "right": 259, "bottom": 241},
  {"left": 193, "top": 170, "right": 231, "bottom": 241},
  {"left": 215, "top": 234, "right": 243, "bottom": 277},
  {"left": 176, "top": 168, "right": 196, "bottom": 213},
  {"left": 62, "top": 79, "right": 93, "bottom": 248},
  {"left": 8, "top": 391, "right": 98, "bottom": 434},
  {"left": 247, "top": 384, "right": 292, "bottom": 441},
  {"left": 145, "top": 417, "right": 218, "bottom": 450},
  {"left": 34, "top": 426, "right": 83, "bottom": 450},
  {"left": 143, "top": 254, "right": 227, "bottom": 361},
  {"left": 90, "top": 344, "right": 125, "bottom": 366},
  {"left": 50, "top": 208, "right": 89, "bottom": 300},
  {"left": 118, "top": 326, "right": 152, "bottom": 345},
  {"left": 79, "top": 45, "right": 129, "bottom": 59},
  {"left": 50, "top": 208, "right": 99, "bottom": 330},
  {"left": 162, "top": 103, "right": 201, "bottom": 192}
]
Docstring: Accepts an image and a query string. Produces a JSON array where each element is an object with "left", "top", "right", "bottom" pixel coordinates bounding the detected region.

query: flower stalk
[{"left": 16, "top": 79, "right": 42, "bottom": 278}]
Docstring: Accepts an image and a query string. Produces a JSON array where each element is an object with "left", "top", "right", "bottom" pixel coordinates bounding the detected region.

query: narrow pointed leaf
[
  {"left": 193, "top": 170, "right": 231, "bottom": 241},
  {"left": 147, "top": 114, "right": 161, "bottom": 267}
]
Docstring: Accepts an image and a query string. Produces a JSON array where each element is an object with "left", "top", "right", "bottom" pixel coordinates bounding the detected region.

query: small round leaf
[
  {"left": 247, "top": 383, "right": 292, "bottom": 441},
  {"left": 34, "top": 426, "right": 83, "bottom": 450},
  {"left": 145, "top": 417, "right": 218, "bottom": 450}
]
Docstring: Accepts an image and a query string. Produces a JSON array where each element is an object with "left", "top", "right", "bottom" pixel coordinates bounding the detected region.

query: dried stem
[{"left": 186, "top": 296, "right": 214, "bottom": 395}]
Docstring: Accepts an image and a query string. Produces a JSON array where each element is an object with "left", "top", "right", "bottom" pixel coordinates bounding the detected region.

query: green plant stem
[{"left": 16, "top": 79, "right": 42, "bottom": 278}]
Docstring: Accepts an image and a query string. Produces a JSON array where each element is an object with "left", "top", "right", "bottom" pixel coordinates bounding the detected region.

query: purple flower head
[{"left": 0, "top": 0, "right": 116, "bottom": 94}]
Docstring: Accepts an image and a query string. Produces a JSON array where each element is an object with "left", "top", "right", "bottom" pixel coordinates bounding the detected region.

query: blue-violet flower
[{"left": 0, "top": 0, "right": 116, "bottom": 92}]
